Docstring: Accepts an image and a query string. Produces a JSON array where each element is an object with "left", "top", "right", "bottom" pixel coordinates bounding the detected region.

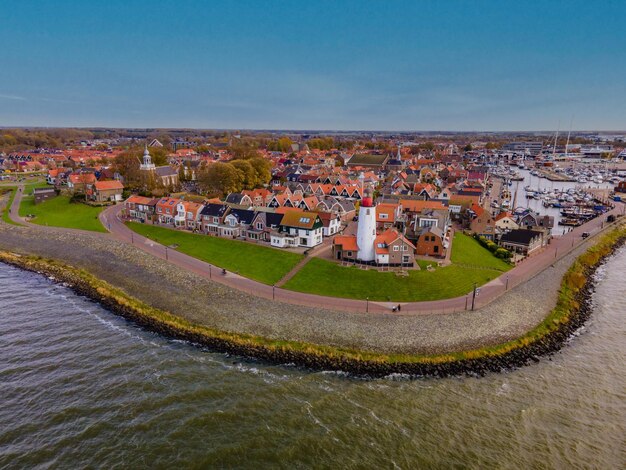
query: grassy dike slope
[
  {"left": 127, "top": 222, "right": 302, "bottom": 285},
  {"left": 2, "top": 225, "right": 624, "bottom": 376}
]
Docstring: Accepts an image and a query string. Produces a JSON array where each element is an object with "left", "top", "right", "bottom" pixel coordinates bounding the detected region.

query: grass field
[
  {"left": 450, "top": 232, "right": 512, "bottom": 270},
  {"left": 19, "top": 193, "right": 106, "bottom": 232},
  {"left": 283, "top": 258, "right": 501, "bottom": 302},
  {"left": 127, "top": 222, "right": 303, "bottom": 285},
  {"left": 1, "top": 188, "right": 19, "bottom": 225},
  {"left": 283, "top": 232, "right": 512, "bottom": 301}
]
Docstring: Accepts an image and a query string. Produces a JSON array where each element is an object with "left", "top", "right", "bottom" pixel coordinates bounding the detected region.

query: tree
[
  {"left": 197, "top": 162, "right": 243, "bottom": 196},
  {"left": 231, "top": 159, "right": 258, "bottom": 190},
  {"left": 229, "top": 142, "right": 261, "bottom": 160},
  {"left": 307, "top": 137, "right": 334, "bottom": 150},
  {"left": 249, "top": 157, "right": 272, "bottom": 186},
  {"left": 418, "top": 142, "right": 435, "bottom": 152},
  {"left": 464, "top": 144, "right": 473, "bottom": 152},
  {"left": 113, "top": 150, "right": 142, "bottom": 187},
  {"left": 267, "top": 137, "right": 293, "bottom": 152}
]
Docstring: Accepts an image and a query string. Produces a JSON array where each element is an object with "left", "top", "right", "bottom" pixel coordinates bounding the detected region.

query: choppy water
[{"left": 1, "top": 249, "right": 625, "bottom": 469}]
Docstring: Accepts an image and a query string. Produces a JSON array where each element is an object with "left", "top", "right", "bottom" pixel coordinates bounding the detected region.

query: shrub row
[{"left": 474, "top": 234, "right": 512, "bottom": 260}]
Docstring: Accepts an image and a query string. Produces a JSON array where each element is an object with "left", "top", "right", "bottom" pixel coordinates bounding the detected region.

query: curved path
[
  {"left": 6, "top": 184, "right": 626, "bottom": 314},
  {"left": 96, "top": 200, "right": 625, "bottom": 315},
  {"left": 2, "top": 189, "right": 625, "bottom": 355}
]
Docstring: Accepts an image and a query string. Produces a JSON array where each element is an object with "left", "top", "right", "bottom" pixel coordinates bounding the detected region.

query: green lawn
[
  {"left": 283, "top": 233, "right": 512, "bottom": 302},
  {"left": 450, "top": 232, "right": 512, "bottom": 271},
  {"left": 1, "top": 188, "right": 20, "bottom": 225},
  {"left": 283, "top": 258, "right": 501, "bottom": 302},
  {"left": 19, "top": 194, "right": 106, "bottom": 232},
  {"left": 127, "top": 222, "right": 303, "bottom": 285}
]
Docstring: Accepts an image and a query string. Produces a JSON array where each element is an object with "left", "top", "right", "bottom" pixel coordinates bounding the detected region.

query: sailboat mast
[
  {"left": 565, "top": 115, "right": 573, "bottom": 158},
  {"left": 552, "top": 122, "right": 560, "bottom": 159}
]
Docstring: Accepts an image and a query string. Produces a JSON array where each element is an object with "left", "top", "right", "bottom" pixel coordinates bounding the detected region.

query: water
[
  {"left": 509, "top": 168, "right": 613, "bottom": 235},
  {"left": 1, "top": 250, "right": 625, "bottom": 468}
]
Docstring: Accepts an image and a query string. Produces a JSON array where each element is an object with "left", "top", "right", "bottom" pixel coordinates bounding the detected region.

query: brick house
[
  {"left": 88, "top": 180, "right": 124, "bottom": 202},
  {"left": 155, "top": 197, "right": 180, "bottom": 224},
  {"left": 415, "top": 226, "right": 445, "bottom": 257},
  {"left": 469, "top": 203, "right": 495, "bottom": 240}
]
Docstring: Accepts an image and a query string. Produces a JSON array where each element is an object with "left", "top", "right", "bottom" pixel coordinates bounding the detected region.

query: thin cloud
[{"left": 0, "top": 94, "right": 27, "bottom": 101}]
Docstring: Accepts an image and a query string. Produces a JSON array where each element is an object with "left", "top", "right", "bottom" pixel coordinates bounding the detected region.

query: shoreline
[{"left": 1, "top": 226, "right": 624, "bottom": 377}]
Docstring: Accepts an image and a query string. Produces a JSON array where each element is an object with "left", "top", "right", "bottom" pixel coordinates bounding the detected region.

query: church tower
[
  {"left": 356, "top": 184, "right": 377, "bottom": 262},
  {"left": 140, "top": 145, "right": 156, "bottom": 171}
]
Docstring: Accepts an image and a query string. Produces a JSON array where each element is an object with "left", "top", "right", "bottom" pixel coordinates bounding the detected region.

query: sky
[{"left": 1, "top": 0, "right": 625, "bottom": 131}]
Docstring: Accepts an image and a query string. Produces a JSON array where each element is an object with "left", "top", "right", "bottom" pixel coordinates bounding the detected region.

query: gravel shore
[{"left": 0, "top": 217, "right": 611, "bottom": 355}]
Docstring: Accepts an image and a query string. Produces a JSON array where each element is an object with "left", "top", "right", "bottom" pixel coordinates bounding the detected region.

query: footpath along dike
[{"left": 0, "top": 208, "right": 625, "bottom": 376}]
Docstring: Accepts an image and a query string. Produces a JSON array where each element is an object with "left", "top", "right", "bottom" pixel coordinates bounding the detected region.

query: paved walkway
[
  {"left": 6, "top": 187, "right": 625, "bottom": 315},
  {"left": 97, "top": 201, "right": 625, "bottom": 315},
  {"left": 275, "top": 241, "right": 331, "bottom": 287}
]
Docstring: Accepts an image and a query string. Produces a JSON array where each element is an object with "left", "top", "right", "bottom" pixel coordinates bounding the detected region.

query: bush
[
  {"left": 494, "top": 248, "right": 512, "bottom": 260},
  {"left": 69, "top": 192, "right": 86, "bottom": 203}
]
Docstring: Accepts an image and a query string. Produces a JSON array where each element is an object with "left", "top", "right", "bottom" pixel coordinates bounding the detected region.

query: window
[
  {"left": 256, "top": 222, "right": 263, "bottom": 230},
  {"left": 299, "top": 217, "right": 310, "bottom": 223},
  {"left": 379, "top": 213, "right": 388, "bottom": 220},
  {"left": 377, "top": 243, "right": 385, "bottom": 248},
  {"left": 213, "top": 217, "right": 219, "bottom": 223},
  {"left": 393, "top": 246, "right": 399, "bottom": 251},
  {"left": 347, "top": 251, "right": 352, "bottom": 257}
]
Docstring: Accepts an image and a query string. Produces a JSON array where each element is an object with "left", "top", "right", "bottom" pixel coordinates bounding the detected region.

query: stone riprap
[{"left": 0, "top": 216, "right": 606, "bottom": 356}]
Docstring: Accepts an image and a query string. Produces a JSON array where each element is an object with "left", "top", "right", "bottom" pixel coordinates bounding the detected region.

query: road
[
  {"left": 5, "top": 184, "right": 624, "bottom": 315},
  {"left": 90, "top": 200, "right": 625, "bottom": 315}
]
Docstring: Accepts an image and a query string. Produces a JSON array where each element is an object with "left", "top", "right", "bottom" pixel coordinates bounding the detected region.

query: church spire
[{"left": 140, "top": 143, "right": 155, "bottom": 171}]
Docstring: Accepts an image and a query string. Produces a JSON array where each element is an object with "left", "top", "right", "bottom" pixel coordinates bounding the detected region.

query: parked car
[{"left": 581, "top": 232, "right": 590, "bottom": 238}]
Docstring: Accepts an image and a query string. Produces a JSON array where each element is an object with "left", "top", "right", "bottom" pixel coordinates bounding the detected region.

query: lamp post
[
  {"left": 209, "top": 265, "right": 212, "bottom": 279},
  {"left": 273, "top": 285, "right": 276, "bottom": 300},
  {"left": 131, "top": 232, "right": 134, "bottom": 244},
  {"left": 165, "top": 246, "right": 168, "bottom": 260},
  {"left": 506, "top": 276, "right": 509, "bottom": 290},
  {"left": 471, "top": 283, "right": 477, "bottom": 311},
  {"left": 366, "top": 297, "right": 369, "bottom": 313}
]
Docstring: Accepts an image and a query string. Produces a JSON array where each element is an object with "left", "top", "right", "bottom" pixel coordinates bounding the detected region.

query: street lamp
[
  {"left": 471, "top": 283, "right": 477, "bottom": 311},
  {"left": 366, "top": 297, "right": 369, "bottom": 313},
  {"left": 273, "top": 285, "right": 276, "bottom": 300},
  {"left": 209, "top": 264, "right": 212, "bottom": 279},
  {"left": 165, "top": 246, "right": 169, "bottom": 260}
]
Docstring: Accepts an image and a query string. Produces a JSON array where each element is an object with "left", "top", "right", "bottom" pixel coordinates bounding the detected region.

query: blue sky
[{"left": 1, "top": 0, "right": 625, "bottom": 130}]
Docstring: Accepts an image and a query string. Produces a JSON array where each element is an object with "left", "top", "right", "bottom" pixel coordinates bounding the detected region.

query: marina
[{"left": 490, "top": 166, "right": 617, "bottom": 235}]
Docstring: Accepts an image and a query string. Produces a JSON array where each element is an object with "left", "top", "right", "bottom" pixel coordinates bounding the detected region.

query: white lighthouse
[{"left": 356, "top": 185, "right": 377, "bottom": 262}]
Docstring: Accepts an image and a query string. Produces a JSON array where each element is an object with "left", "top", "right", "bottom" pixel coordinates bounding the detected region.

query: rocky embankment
[{"left": 0, "top": 209, "right": 624, "bottom": 376}]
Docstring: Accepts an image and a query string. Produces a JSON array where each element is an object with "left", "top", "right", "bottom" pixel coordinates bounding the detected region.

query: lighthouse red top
[{"left": 361, "top": 186, "right": 374, "bottom": 207}]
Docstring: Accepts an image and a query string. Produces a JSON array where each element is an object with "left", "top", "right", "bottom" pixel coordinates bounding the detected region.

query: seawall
[{"left": 1, "top": 217, "right": 624, "bottom": 376}]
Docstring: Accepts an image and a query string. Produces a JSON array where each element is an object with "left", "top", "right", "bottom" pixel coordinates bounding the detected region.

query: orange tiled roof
[
  {"left": 94, "top": 180, "right": 123, "bottom": 191},
  {"left": 334, "top": 235, "right": 358, "bottom": 251},
  {"left": 400, "top": 200, "right": 447, "bottom": 212}
]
